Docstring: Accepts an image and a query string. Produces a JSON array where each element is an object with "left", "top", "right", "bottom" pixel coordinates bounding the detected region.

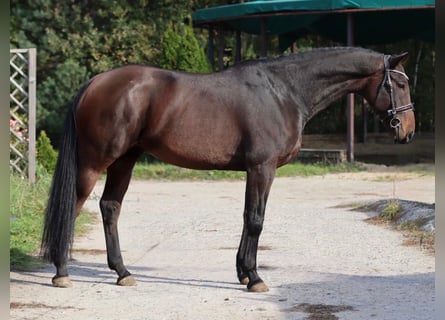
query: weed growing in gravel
[
  {"left": 380, "top": 199, "right": 402, "bottom": 222},
  {"left": 399, "top": 218, "right": 427, "bottom": 231}
]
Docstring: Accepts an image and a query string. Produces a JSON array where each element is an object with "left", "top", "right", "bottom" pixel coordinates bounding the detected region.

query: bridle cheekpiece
[{"left": 382, "top": 55, "right": 414, "bottom": 129}]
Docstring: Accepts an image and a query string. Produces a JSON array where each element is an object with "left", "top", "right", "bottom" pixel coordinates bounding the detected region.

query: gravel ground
[{"left": 10, "top": 170, "right": 435, "bottom": 320}]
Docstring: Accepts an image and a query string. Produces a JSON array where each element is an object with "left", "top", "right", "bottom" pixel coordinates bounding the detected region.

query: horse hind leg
[{"left": 99, "top": 147, "right": 143, "bottom": 286}]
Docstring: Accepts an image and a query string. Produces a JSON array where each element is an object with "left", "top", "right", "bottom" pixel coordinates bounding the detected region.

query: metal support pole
[
  {"left": 346, "top": 13, "right": 354, "bottom": 162},
  {"left": 208, "top": 28, "right": 215, "bottom": 71},
  {"left": 218, "top": 25, "right": 225, "bottom": 70},
  {"left": 235, "top": 30, "right": 242, "bottom": 62}
]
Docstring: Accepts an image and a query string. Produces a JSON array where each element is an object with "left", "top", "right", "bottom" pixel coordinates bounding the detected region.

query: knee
[
  {"left": 99, "top": 199, "right": 121, "bottom": 224},
  {"left": 247, "top": 213, "right": 264, "bottom": 236}
]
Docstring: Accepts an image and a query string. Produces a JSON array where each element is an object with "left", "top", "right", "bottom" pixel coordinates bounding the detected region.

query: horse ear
[{"left": 388, "top": 52, "right": 409, "bottom": 68}]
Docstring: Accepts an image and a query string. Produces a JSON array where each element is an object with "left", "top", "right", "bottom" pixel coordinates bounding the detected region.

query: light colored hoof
[
  {"left": 240, "top": 277, "right": 249, "bottom": 285},
  {"left": 117, "top": 275, "right": 137, "bottom": 286},
  {"left": 248, "top": 282, "right": 269, "bottom": 293},
  {"left": 52, "top": 276, "right": 73, "bottom": 288}
]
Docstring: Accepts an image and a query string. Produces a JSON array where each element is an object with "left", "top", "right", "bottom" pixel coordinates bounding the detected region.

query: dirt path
[{"left": 10, "top": 172, "right": 435, "bottom": 320}]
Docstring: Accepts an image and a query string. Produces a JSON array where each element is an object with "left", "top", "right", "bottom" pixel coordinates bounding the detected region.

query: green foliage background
[{"left": 10, "top": 0, "right": 214, "bottom": 145}]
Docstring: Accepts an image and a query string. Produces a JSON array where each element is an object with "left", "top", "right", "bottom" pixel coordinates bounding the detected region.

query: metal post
[
  {"left": 235, "top": 30, "right": 242, "bottom": 62},
  {"left": 218, "top": 25, "right": 224, "bottom": 70},
  {"left": 346, "top": 13, "right": 354, "bottom": 162},
  {"left": 28, "top": 48, "right": 37, "bottom": 184},
  {"left": 208, "top": 28, "right": 215, "bottom": 71}
]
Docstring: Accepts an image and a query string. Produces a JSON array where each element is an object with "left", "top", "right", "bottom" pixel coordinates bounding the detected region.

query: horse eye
[{"left": 397, "top": 83, "right": 405, "bottom": 89}]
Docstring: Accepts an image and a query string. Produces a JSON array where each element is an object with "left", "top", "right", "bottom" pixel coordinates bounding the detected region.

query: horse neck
[{"left": 268, "top": 49, "right": 383, "bottom": 122}]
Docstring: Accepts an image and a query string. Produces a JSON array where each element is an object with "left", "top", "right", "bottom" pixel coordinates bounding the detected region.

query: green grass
[
  {"left": 10, "top": 173, "right": 49, "bottom": 269},
  {"left": 10, "top": 170, "right": 95, "bottom": 270},
  {"left": 278, "top": 161, "right": 362, "bottom": 176},
  {"left": 132, "top": 161, "right": 362, "bottom": 180},
  {"left": 398, "top": 163, "right": 435, "bottom": 176}
]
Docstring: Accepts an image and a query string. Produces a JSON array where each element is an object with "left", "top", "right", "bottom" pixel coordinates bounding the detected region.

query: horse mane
[{"left": 230, "top": 47, "right": 382, "bottom": 75}]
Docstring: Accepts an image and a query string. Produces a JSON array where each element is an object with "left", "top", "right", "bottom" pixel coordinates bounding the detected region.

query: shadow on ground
[{"left": 273, "top": 272, "right": 435, "bottom": 320}]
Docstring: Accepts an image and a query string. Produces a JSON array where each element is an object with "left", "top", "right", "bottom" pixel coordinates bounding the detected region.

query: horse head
[{"left": 364, "top": 52, "right": 415, "bottom": 144}]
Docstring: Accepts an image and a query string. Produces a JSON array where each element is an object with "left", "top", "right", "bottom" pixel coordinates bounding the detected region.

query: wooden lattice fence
[{"left": 10, "top": 48, "right": 36, "bottom": 183}]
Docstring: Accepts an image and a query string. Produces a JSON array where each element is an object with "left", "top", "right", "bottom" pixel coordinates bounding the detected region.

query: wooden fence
[{"left": 10, "top": 48, "right": 36, "bottom": 183}]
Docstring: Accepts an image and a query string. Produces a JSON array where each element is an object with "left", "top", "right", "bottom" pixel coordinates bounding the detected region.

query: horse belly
[{"left": 143, "top": 120, "right": 244, "bottom": 170}]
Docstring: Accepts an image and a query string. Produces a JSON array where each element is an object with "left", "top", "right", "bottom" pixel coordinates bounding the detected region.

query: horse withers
[{"left": 41, "top": 47, "right": 415, "bottom": 292}]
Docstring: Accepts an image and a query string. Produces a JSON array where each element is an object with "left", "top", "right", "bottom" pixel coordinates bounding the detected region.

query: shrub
[
  {"left": 160, "top": 23, "right": 211, "bottom": 73},
  {"left": 36, "top": 130, "right": 58, "bottom": 173}
]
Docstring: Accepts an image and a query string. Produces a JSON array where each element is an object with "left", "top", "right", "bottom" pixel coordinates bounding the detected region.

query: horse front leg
[{"left": 236, "top": 163, "right": 276, "bottom": 292}]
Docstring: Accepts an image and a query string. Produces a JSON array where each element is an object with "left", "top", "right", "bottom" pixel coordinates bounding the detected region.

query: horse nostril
[
  {"left": 397, "top": 131, "right": 415, "bottom": 144},
  {"left": 405, "top": 131, "right": 415, "bottom": 143}
]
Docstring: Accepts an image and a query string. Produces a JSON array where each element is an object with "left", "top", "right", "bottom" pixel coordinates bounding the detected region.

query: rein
[{"left": 382, "top": 55, "right": 414, "bottom": 130}]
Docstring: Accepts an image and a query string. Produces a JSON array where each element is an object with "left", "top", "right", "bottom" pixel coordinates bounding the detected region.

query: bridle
[{"left": 381, "top": 55, "right": 414, "bottom": 131}]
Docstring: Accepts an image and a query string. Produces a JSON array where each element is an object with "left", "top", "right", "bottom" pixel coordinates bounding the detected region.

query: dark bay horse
[{"left": 41, "top": 47, "right": 415, "bottom": 292}]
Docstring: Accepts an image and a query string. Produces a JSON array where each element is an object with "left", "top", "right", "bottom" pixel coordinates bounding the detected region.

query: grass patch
[
  {"left": 10, "top": 170, "right": 95, "bottom": 270},
  {"left": 402, "top": 231, "right": 435, "bottom": 253},
  {"left": 360, "top": 163, "right": 435, "bottom": 182},
  {"left": 278, "top": 161, "right": 362, "bottom": 176},
  {"left": 10, "top": 173, "right": 50, "bottom": 269},
  {"left": 399, "top": 218, "right": 428, "bottom": 232},
  {"left": 132, "top": 163, "right": 245, "bottom": 180},
  {"left": 380, "top": 199, "right": 403, "bottom": 222},
  {"left": 399, "top": 217, "right": 435, "bottom": 253},
  {"left": 397, "top": 163, "right": 435, "bottom": 176},
  {"left": 132, "top": 161, "right": 362, "bottom": 180},
  {"left": 358, "top": 199, "right": 435, "bottom": 254}
]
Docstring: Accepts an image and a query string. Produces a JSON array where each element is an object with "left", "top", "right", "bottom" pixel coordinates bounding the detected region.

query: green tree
[
  {"left": 178, "top": 23, "right": 211, "bottom": 72},
  {"left": 160, "top": 23, "right": 211, "bottom": 72},
  {"left": 36, "top": 130, "right": 58, "bottom": 173},
  {"left": 10, "top": 0, "right": 204, "bottom": 145},
  {"left": 160, "top": 24, "right": 182, "bottom": 70},
  {"left": 38, "top": 59, "right": 90, "bottom": 142}
]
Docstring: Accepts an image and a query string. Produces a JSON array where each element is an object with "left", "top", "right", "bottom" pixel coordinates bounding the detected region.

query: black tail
[{"left": 41, "top": 81, "right": 92, "bottom": 264}]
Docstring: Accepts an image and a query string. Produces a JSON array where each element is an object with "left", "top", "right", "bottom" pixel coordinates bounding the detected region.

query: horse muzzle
[
  {"left": 389, "top": 115, "right": 415, "bottom": 144},
  {"left": 395, "top": 130, "right": 415, "bottom": 144}
]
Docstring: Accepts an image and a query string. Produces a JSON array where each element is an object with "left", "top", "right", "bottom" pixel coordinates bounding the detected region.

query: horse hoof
[
  {"left": 248, "top": 282, "right": 269, "bottom": 293},
  {"left": 117, "top": 275, "right": 137, "bottom": 286},
  {"left": 52, "top": 276, "right": 73, "bottom": 288},
  {"left": 240, "top": 277, "right": 249, "bottom": 285}
]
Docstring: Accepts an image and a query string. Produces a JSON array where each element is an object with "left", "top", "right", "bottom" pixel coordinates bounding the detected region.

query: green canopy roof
[
  {"left": 193, "top": 0, "right": 435, "bottom": 47},
  {"left": 193, "top": 0, "right": 434, "bottom": 22}
]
